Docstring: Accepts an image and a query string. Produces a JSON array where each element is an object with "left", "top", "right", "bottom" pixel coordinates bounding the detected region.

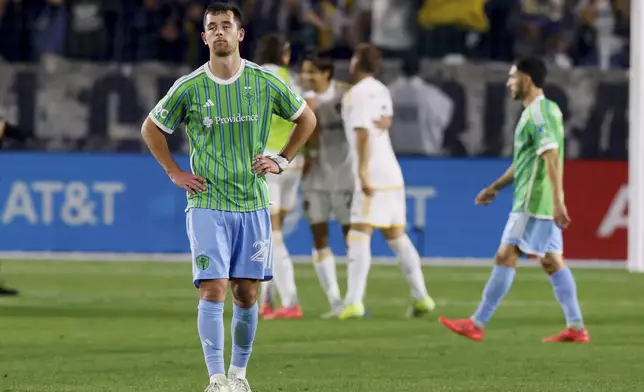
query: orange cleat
[
  {"left": 259, "top": 301, "right": 275, "bottom": 318},
  {"left": 438, "top": 316, "right": 485, "bottom": 342},
  {"left": 542, "top": 328, "right": 590, "bottom": 343},
  {"left": 263, "top": 305, "right": 303, "bottom": 320}
]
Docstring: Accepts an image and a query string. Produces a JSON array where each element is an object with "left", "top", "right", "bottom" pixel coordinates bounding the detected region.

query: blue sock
[
  {"left": 549, "top": 267, "right": 584, "bottom": 329},
  {"left": 197, "top": 300, "right": 225, "bottom": 376},
  {"left": 230, "top": 303, "right": 258, "bottom": 375},
  {"left": 471, "top": 265, "right": 516, "bottom": 327}
]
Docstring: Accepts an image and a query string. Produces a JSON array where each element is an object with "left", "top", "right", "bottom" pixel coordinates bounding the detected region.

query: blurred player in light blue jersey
[
  {"left": 299, "top": 53, "right": 351, "bottom": 318},
  {"left": 141, "top": 4, "right": 316, "bottom": 391},
  {"left": 439, "top": 58, "right": 589, "bottom": 344},
  {"left": 253, "top": 33, "right": 305, "bottom": 320}
]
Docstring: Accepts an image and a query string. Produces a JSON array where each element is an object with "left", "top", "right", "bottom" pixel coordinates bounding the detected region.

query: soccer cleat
[
  {"left": 542, "top": 328, "right": 590, "bottom": 343},
  {"left": 0, "top": 286, "right": 18, "bottom": 296},
  {"left": 263, "top": 305, "right": 303, "bottom": 319},
  {"left": 337, "top": 303, "right": 366, "bottom": 320},
  {"left": 320, "top": 305, "right": 345, "bottom": 319},
  {"left": 438, "top": 316, "right": 484, "bottom": 342},
  {"left": 228, "top": 375, "right": 252, "bottom": 392},
  {"left": 406, "top": 295, "right": 436, "bottom": 318},
  {"left": 259, "top": 301, "right": 275, "bottom": 318},
  {"left": 205, "top": 374, "right": 231, "bottom": 392}
]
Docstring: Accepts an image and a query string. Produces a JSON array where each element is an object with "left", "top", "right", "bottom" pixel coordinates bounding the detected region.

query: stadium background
[
  {"left": 1, "top": 1, "right": 642, "bottom": 392},
  {"left": 0, "top": 0, "right": 629, "bottom": 262}
]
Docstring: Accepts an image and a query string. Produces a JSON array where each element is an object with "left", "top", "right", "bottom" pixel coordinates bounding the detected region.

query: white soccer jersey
[
  {"left": 341, "top": 76, "right": 404, "bottom": 189},
  {"left": 302, "top": 81, "right": 355, "bottom": 192}
]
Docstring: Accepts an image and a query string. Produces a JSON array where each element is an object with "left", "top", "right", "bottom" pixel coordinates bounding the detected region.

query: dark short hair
[
  {"left": 515, "top": 57, "right": 547, "bottom": 88},
  {"left": 203, "top": 2, "right": 243, "bottom": 28},
  {"left": 254, "top": 33, "right": 288, "bottom": 65},
  {"left": 301, "top": 52, "right": 334, "bottom": 80},
  {"left": 353, "top": 43, "right": 381, "bottom": 74}
]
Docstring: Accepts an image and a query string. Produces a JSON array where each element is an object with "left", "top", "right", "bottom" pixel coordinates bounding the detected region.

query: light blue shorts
[
  {"left": 500, "top": 212, "right": 563, "bottom": 257},
  {"left": 186, "top": 208, "right": 273, "bottom": 287}
]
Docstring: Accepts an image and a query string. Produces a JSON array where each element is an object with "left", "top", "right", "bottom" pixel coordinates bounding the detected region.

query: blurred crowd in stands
[{"left": 0, "top": 0, "right": 632, "bottom": 70}]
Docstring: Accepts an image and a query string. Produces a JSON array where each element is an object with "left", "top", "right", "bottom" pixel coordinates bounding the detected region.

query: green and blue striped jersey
[
  {"left": 149, "top": 60, "right": 306, "bottom": 212},
  {"left": 511, "top": 96, "right": 565, "bottom": 218}
]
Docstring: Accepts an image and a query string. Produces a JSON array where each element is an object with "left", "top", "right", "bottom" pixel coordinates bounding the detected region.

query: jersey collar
[{"left": 204, "top": 59, "right": 246, "bottom": 85}]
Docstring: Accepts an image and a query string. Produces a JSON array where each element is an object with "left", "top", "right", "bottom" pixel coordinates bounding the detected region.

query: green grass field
[{"left": 1, "top": 260, "right": 644, "bottom": 392}]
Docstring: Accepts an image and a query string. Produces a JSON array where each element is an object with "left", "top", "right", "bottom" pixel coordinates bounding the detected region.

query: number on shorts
[{"left": 251, "top": 240, "right": 270, "bottom": 262}]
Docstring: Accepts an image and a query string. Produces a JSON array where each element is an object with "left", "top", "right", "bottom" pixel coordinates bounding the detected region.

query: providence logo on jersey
[{"left": 212, "top": 114, "right": 259, "bottom": 125}]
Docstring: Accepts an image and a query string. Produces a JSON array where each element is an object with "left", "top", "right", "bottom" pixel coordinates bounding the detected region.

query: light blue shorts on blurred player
[
  {"left": 500, "top": 212, "right": 563, "bottom": 257},
  {"left": 186, "top": 207, "right": 273, "bottom": 287}
]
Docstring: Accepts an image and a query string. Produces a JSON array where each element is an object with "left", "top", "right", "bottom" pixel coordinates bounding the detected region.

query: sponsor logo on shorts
[{"left": 196, "top": 255, "right": 210, "bottom": 270}]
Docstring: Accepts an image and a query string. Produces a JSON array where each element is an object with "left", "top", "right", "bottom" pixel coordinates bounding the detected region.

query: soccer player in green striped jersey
[
  {"left": 141, "top": 4, "right": 316, "bottom": 392},
  {"left": 439, "top": 58, "right": 589, "bottom": 344}
]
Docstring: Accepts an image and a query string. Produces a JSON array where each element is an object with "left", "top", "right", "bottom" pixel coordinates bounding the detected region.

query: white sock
[
  {"left": 344, "top": 230, "right": 372, "bottom": 306},
  {"left": 271, "top": 231, "right": 299, "bottom": 308},
  {"left": 228, "top": 364, "right": 246, "bottom": 379},
  {"left": 259, "top": 280, "right": 276, "bottom": 304},
  {"left": 313, "top": 247, "right": 342, "bottom": 306},
  {"left": 388, "top": 235, "right": 428, "bottom": 301}
]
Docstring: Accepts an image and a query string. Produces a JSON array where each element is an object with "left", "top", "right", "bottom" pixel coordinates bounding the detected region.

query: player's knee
[
  {"left": 230, "top": 279, "right": 259, "bottom": 307},
  {"left": 310, "top": 223, "right": 329, "bottom": 249},
  {"left": 494, "top": 245, "right": 520, "bottom": 267},
  {"left": 540, "top": 253, "right": 565, "bottom": 275},
  {"left": 350, "top": 223, "right": 372, "bottom": 236},
  {"left": 199, "top": 279, "right": 228, "bottom": 302},
  {"left": 270, "top": 213, "right": 282, "bottom": 230},
  {"left": 382, "top": 226, "right": 405, "bottom": 241}
]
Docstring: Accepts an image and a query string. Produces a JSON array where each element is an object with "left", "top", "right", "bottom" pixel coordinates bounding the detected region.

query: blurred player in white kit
[
  {"left": 338, "top": 44, "right": 435, "bottom": 319},
  {"left": 299, "top": 54, "right": 352, "bottom": 318}
]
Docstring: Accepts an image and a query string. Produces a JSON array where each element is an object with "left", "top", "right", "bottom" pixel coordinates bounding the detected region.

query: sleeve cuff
[
  {"left": 149, "top": 114, "right": 175, "bottom": 134},
  {"left": 537, "top": 142, "right": 558, "bottom": 156},
  {"left": 288, "top": 101, "right": 307, "bottom": 122}
]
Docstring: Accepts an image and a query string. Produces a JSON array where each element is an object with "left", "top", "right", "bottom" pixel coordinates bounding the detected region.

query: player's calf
[
  {"left": 540, "top": 253, "right": 587, "bottom": 336},
  {"left": 229, "top": 279, "right": 260, "bottom": 383},
  {"left": 198, "top": 280, "right": 228, "bottom": 387}
]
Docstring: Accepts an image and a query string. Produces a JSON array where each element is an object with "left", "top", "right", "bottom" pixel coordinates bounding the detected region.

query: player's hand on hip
[
  {"left": 554, "top": 202, "right": 572, "bottom": 229},
  {"left": 169, "top": 169, "right": 206, "bottom": 194},
  {"left": 475, "top": 186, "right": 497, "bottom": 205},
  {"left": 252, "top": 155, "right": 280, "bottom": 177}
]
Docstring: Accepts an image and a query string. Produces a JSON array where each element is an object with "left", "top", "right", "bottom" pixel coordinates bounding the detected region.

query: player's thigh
[
  {"left": 280, "top": 169, "right": 303, "bottom": 212},
  {"left": 303, "top": 190, "right": 332, "bottom": 227},
  {"left": 380, "top": 188, "right": 407, "bottom": 240},
  {"left": 330, "top": 190, "right": 353, "bottom": 227},
  {"left": 186, "top": 208, "right": 234, "bottom": 294},
  {"left": 266, "top": 173, "right": 283, "bottom": 216},
  {"left": 349, "top": 189, "right": 375, "bottom": 233},
  {"left": 230, "top": 208, "right": 274, "bottom": 281}
]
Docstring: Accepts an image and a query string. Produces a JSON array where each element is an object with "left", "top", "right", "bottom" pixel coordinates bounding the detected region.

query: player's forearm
[
  {"left": 280, "top": 106, "right": 317, "bottom": 162},
  {"left": 543, "top": 151, "right": 564, "bottom": 205},
  {"left": 356, "top": 129, "right": 370, "bottom": 180},
  {"left": 490, "top": 165, "right": 514, "bottom": 191},
  {"left": 141, "top": 117, "right": 181, "bottom": 175}
]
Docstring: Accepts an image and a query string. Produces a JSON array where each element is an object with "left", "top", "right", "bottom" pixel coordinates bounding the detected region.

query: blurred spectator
[
  {"left": 359, "top": 0, "right": 417, "bottom": 58},
  {"left": 32, "top": 0, "right": 68, "bottom": 60},
  {"left": 388, "top": 58, "right": 454, "bottom": 155},
  {"left": 184, "top": 1, "right": 208, "bottom": 68},
  {"left": 418, "top": 0, "right": 489, "bottom": 59},
  {"left": 67, "top": 0, "right": 105, "bottom": 60},
  {"left": 512, "top": 0, "right": 574, "bottom": 68},
  {"left": 0, "top": 0, "right": 633, "bottom": 67}
]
